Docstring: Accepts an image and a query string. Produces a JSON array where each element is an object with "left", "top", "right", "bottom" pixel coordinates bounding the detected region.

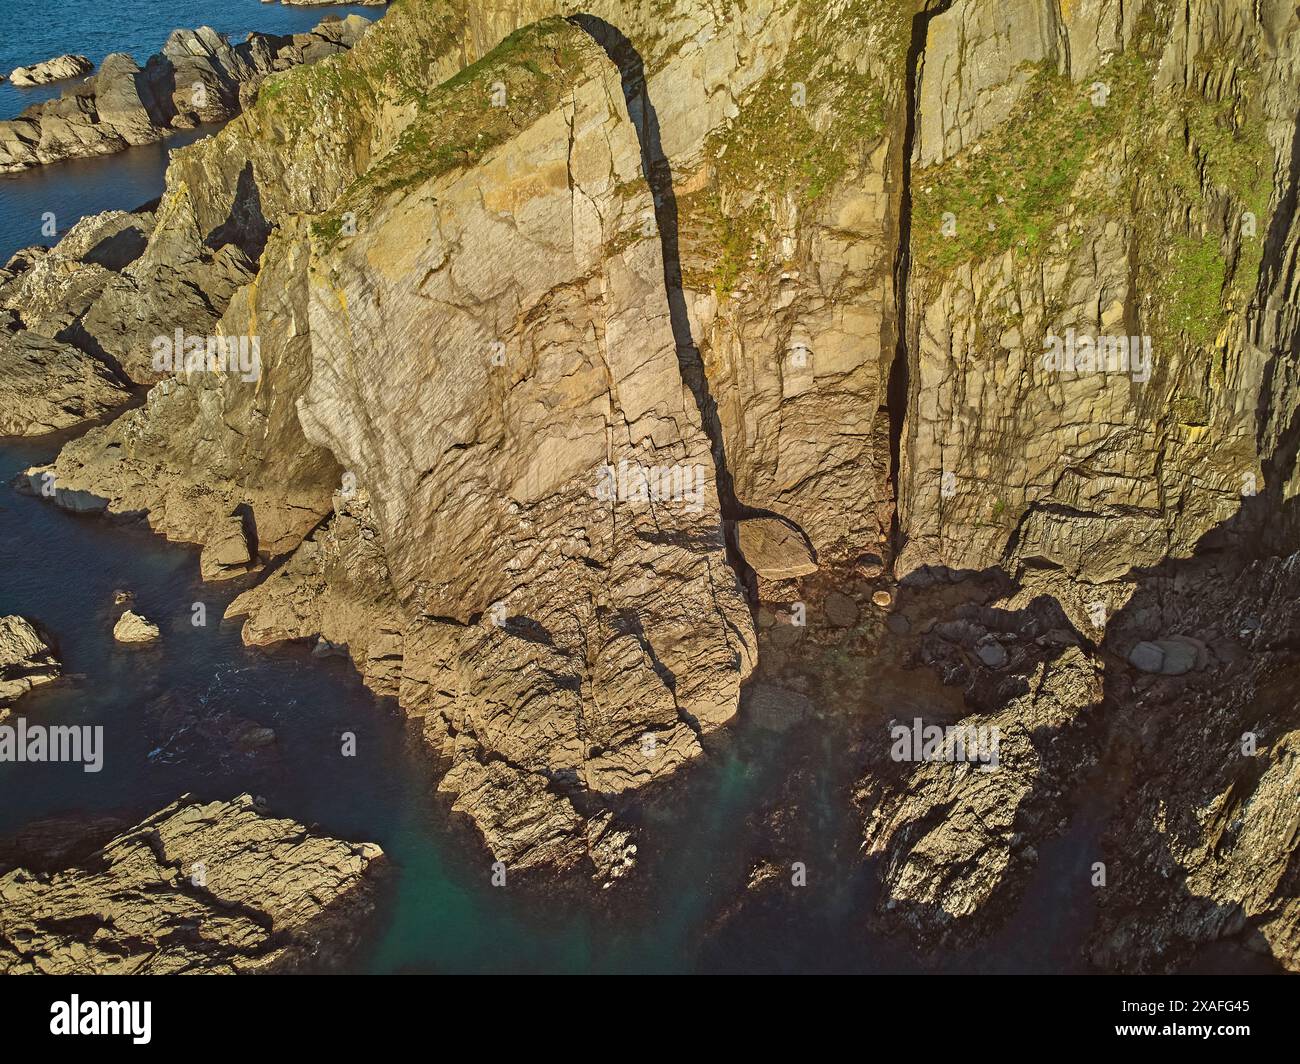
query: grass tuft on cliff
[
  {"left": 310, "top": 17, "right": 593, "bottom": 247},
  {"left": 678, "top": 0, "right": 903, "bottom": 298}
]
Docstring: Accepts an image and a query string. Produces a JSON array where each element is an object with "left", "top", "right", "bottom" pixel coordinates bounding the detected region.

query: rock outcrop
[
  {"left": 0, "top": 616, "right": 60, "bottom": 717},
  {"left": 0, "top": 794, "right": 384, "bottom": 973},
  {"left": 0, "top": 209, "right": 157, "bottom": 436},
  {"left": 7, "top": 55, "right": 93, "bottom": 87},
  {"left": 0, "top": 16, "right": 372, "bottom": 173},
  {"left": 113, "top": 609, "right": 160, "bottom": 643}
]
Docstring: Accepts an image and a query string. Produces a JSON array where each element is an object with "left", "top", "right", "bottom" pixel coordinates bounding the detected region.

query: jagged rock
[
  {"left": 8, "top": 55, "right": 92, "bottom": 86},
  {"left": 737, "top": 518, "right": 818, "bottom": 581},
  {"left": 0, "top": 616, "right": 60, "bottom": 709},
  {"left": 0, "top": 208, "right": 157, "bottom": 435},
  {"left": 113, "top": 610, "right": 160, "bottom": 644},
  {"left": 0, "top": 794, "right": 383, "bottom": 973},
  {"left": 857, "top": 644, "right": 1102, "bottom": 947},
  {"left": 0, "top": 331, "right": 130, "bottom": 436},
  {"left": 1089, "top": 555, "right": 1300, "bottom": 973},
  {"left": 0, "top": 16, "right": 372, "bottom": 173}
]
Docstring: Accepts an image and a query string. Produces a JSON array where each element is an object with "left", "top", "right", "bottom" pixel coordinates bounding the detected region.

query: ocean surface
[
  {"left": 0, "top": 1, "right": 384, "bottom": 261},
  {"left": 0, "top": 2, "right": 1271, "bottom": 975}
]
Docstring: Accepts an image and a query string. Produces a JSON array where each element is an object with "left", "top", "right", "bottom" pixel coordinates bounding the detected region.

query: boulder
[
  {"left": 737, "top": 518, "right": 818, "bottom": 580},
  {"left": 1128, "top": 641, "right": 1165, "bottom": 674},
  {"left": 199, "top": 516, "right": 254, "bottom": 579},
  {"left": 113, "top": 610, "right": 160, "bottom": 644}
]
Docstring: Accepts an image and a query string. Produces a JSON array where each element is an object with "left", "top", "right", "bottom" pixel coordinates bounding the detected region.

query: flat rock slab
[{"left": 737, "top": 518, "right": 818, "bottom": 580}]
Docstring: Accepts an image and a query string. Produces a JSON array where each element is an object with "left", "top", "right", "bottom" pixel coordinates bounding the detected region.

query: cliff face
[{"left": 15, "top": 0, "right": 1300, "bottom": 964}]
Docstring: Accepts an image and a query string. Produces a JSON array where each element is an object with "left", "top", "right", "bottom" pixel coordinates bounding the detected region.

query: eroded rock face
[
  {"left": 855, "top": 0, "right": 1300, "bottom": 971},
  {"left": 0, "top": 616, "right": 61, "bottom": 715},
  {"left": 1087, "top": 552, "right": 1300, "bottom": 973},
  {"left": 277, "top": 21, "right": 754, "bottom": 874},
  {"left": 14, "top": 0, "right": 1300, "bottom": 964},
  {"left": 0, "top": 209, "right": 157, "bottom": 436},
  {"left": 0, "top": 794, "right": 384, "bottom": 974},
  {"left": 855, "top": 593, "right": 1103, "bottom": 947}
]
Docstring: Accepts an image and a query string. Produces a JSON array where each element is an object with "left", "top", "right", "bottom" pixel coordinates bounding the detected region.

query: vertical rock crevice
[{"left": 887, "top": 0, "right": 955, "bottom": 570}]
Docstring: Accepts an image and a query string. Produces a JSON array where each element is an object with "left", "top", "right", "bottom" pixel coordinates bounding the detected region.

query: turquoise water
[{"left": 0, "top": 0, "right": 1264, "bottom": 977}]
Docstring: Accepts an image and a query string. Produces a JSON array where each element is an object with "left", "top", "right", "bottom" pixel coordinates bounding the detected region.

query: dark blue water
[{"left": 0, "top": 1, "right": 385, "bottom": 262}]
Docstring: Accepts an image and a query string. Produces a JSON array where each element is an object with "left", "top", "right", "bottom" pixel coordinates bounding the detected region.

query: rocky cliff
[{"left": 9, "top": 0, "right": 1300, "bottom": 968}]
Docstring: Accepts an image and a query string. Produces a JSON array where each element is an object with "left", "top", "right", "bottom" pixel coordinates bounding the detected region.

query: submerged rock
[{"left": 0, "top": 794, "right": 384, "bottom": 973}]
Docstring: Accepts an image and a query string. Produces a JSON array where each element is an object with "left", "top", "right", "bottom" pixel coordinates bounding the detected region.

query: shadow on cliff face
[
  {"left": 887, "top": 0, "right": 956, "bottom": 563},
  {"left": 845, "top": 475, "right": 1298, "bottom": 970},
  {"left": 569, "top": 15, "right": 813, "bottom": 594},
  {"left": 206, "top": 161, "right": 270, "bottom": 260}
]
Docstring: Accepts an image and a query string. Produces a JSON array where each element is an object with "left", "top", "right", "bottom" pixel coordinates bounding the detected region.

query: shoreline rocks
[
  {"left": 7, "top": 55, "right": 93, "bottom": 86},
  {"left": 0, "top": 794, "right": 385, "bottom": 974},
  {"left": 0, "top": 15, "right": 373, "bottom": 174},
  {"left": 0, "top": 616, "right": 61, "bottom": 717}
]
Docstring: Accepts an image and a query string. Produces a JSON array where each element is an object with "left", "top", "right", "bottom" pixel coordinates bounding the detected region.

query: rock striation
[
  {"left": 0, "top": 794, "right": 384, "bottom": 973},
  {"left": 112, "top": 610, "right": 160, "bottom": 643},
  {"left": 13, "top": 0, "right": 1300, "bottom": 972}
]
